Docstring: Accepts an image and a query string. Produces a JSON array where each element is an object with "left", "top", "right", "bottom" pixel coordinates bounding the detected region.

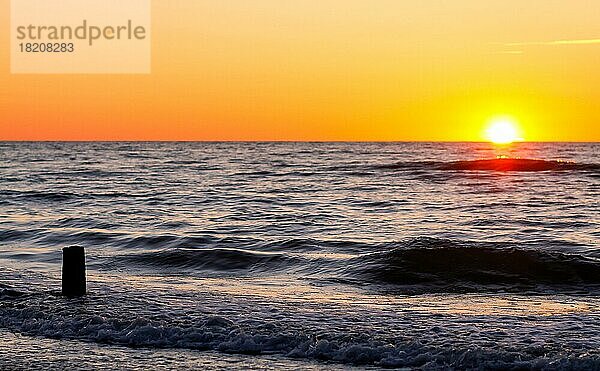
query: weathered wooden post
[{"left": 62, "top": 246, "right": 86, "bottom": 296}]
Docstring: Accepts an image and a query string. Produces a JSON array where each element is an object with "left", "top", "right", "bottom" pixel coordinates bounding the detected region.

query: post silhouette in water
[{"left": 62, "top": 246, "right": 86, "bottom": 296}]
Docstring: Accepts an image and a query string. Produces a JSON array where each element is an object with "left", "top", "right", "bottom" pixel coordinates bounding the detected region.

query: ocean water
[{"left": 0, "top": 142, "right": 599, "bottom": 369}]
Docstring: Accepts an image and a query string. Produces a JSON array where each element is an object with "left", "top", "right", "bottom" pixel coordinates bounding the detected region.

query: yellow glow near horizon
[{"left": 485, "top": 117, "right": 523, "bottom": 144}]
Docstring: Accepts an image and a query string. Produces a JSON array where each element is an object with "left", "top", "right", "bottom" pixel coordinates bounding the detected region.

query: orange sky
[{"left": 1, "top": 0, "right": 599, "bottom": 141}]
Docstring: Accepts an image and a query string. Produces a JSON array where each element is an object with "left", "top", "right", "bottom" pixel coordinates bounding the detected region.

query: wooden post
[{"left": 62, "top": 246, "right": 86, "bottom": 296}]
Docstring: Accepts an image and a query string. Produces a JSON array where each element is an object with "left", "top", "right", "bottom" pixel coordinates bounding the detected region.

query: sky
[{"left": 1, "top": 0, "right": 599, "bottom": 141}]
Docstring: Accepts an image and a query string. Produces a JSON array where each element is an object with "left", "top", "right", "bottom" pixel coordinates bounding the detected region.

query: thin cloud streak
[
  {"left": 492, "top": 50, "right": 524, "bottom": 55},
  {"left": 505, "top": 38, "right": 600, "bottom": 47}
]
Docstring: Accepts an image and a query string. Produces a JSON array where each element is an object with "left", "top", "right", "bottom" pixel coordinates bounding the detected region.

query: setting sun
[{"left": 485, "top": 118, "right": 523, "bottom": 144}]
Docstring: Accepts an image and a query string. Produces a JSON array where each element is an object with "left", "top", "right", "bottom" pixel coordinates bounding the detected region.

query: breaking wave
[
  {"left": 0, "top": 288, "right": 598, "bottom": 368},
  {"left": 346, "top": 238, "right": 600, "bottom": 293},
  {"left": 104, "top": 237, "right": 600, "bottom": 293}
]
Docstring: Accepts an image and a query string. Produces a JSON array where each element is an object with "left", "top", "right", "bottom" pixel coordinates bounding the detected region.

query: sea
[{"left": 0, "top": 142, "right": 599, "bottom": 370}]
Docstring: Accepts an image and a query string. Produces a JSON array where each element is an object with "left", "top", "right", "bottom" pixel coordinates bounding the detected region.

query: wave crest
[
  {"left": 116, "top": 248, "right": 298, "bottom": 273},
  {"left": 349, "top": 238, "right": 600, "bottom": 292},
  {"left": 377, "top": 158, "right": 600, "bottom": 172},
  {"left": 107, "top": 237, "right": 600, "bottom": 293}
]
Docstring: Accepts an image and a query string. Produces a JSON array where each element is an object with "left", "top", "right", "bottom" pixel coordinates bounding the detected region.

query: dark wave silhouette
[
  {"left": 0, "top": 190, "right": 77, "bottom": 202},
  {"left": 377, "top": 158, "right": 600, "bottom": 172},
  {"left": 107, "top": 237, "right": 600, "bottom": 293},
  {"left": 440, "top": 158, "right": 598, "bottom": 171},
  {"left": 348, "top": 238, "right": 600, "bottom": 293},
  {"left": 116, "top": 248, "right": 300, "bottom": 273}
]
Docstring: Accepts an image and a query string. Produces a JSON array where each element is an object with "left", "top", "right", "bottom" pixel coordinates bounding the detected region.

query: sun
[{"left": 484, "top": 117, "right": 522, "bottom": 144}]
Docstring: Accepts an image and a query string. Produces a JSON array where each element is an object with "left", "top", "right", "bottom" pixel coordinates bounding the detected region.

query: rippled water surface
[{"left": 0, "top": 142, "right": 599, "bottom": 369}]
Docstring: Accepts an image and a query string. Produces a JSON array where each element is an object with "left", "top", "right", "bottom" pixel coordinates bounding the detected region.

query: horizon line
[{"left": 1, "top": 140, "right": 598, "bottom": 144}]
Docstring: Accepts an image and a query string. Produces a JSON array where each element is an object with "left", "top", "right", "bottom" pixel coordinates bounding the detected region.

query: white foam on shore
[{"left": 1, "top": 298, "right": 599, "bottom": 369}]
